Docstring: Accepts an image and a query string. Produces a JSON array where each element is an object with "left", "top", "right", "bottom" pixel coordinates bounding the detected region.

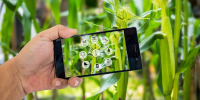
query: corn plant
[{"left": 1, "top": 0, "right": 200, "bottom": 100}]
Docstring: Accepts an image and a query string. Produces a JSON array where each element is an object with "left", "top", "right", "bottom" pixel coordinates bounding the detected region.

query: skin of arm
[{"left": 0, "top": 25, "right": 82, "bottom": 99}]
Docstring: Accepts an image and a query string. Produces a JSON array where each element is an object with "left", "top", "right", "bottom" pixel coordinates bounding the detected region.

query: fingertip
[
  {"left": 52, "top": 78, "right": 68, "bottom": 89},
  {"left": 68, "top": 77, "right": 82, "bottom": 88}
]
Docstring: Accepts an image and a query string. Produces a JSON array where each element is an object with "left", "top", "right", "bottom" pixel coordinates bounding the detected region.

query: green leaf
[
  {"left": 1, "top": 6, "right": 15, "bottom": 61},
  {"left": 139, "top": 32, "right": 166, "bottom": 53},
  {"left": 68, "top": 0, "right": 78, "bottom": 29},
  {"left": 49, "top": 0, "right": 60, "bottom": 24},
  {"left": 86, "top": 73, "right": 121, "bottom": 100},
  {"left": 3, "top": 0, "right": 22, "bottom": 21},
  {"left": 84, "top": 21, "right": 112, "bottom": 30},
  {"left": 113, "top": 92, "right": 118, "bottom": 100},
  {"left": 33, "top": 19, "right": 41, "bottom": 33},
  {"left": 3, "top": 0, "right": 22, "bottom": 11},
  {"left": 103, "top": 6, "right": 116, "bottom": 15},
  {"left": 21, "top": 3, "right": 31, "bottom": 44},
  {"left": 86, "top": 93, "right": 101, "bottom": 100},
  {"left": 137, "top": 10, "right": 159, "bottom": 34},
  {"left": 103, "top": 0, "right": 116, "bottom": 27},
  {"left": 157, "top": 67, "right": 163, "bottom": 94},
  {"left": 23, "top": 0, "right": 36, "bottom": 18},
  {"left": 176, "top": 45, "right": 200, "bottom": 74}
]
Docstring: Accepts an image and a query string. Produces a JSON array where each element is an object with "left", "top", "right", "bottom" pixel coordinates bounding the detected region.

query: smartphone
[{"left": 54, "top": 27, "right": 142, "bottom": 79}]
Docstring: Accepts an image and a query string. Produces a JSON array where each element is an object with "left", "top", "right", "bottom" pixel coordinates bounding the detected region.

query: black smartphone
[{"left": 54, "top": 27, "right": 142, "bottom": 79}]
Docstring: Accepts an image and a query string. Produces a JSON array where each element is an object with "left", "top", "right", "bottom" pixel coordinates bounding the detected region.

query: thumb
[{"left": 39, "top": 25, "right": 77, "bottom": 41}]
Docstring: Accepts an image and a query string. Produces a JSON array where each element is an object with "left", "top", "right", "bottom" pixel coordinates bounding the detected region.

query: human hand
[{"left": 12, "top": 25, "right": 82, "bottom": 95}]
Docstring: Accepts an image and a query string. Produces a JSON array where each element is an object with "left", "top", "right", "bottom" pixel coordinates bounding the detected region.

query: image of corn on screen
[{"left": 56, "top": 28, "right": 142, "bottom": 78}]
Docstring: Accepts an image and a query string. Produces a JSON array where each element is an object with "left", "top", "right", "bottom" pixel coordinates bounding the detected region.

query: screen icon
[
  {"left": 92, "top": 49, "right": 100, "bottom": 57},
  {"left": 91, "top": 35, "right": 98, "bottom": 43},
  {"left": 104, "top": 58, "right": 112, "bottom": 66},
  {"left": 101, "top": 36, "right": 109, "bottom": 44},
  {"left": 79, "top": 51, "right": 87, "bottom": 59},
  {"left": 105, "top": 48, "right": 113, "bottom": 55},
  {"left": 81, "top": 39, "right": 88, "bottom": 47},
  {"left": 82, "top": 61, "right": 90, "bottom": 68},
  {"left": 94, "top": 63, "right": 101, "bottom": 71}
]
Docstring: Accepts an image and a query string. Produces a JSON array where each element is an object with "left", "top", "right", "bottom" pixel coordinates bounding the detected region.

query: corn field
[{"left": 0, "top": 0, "right": 200, "bottom": 100}]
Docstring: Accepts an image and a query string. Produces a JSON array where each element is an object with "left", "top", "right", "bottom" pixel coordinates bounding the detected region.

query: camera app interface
[{"left": 63, "top": 31, "right": 130, "bottom": 77}]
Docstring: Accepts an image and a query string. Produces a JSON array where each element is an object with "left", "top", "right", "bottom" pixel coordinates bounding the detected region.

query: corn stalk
[
  {"left": 172, "top": 0, "right": 181, "bottom": 99},
  {"left": 159, "top": 0, "right": 175, "bottom": 99},
  {"left": 183, "top": 0, "right": 190, "bottom": 100}
]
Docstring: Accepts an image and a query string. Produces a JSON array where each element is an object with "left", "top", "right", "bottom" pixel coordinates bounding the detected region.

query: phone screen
[{"left": 54, "top": 28, "right": 142, "bottom": 79}]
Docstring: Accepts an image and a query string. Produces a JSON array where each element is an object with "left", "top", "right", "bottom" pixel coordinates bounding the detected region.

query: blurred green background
[{"left": 0, "top": 0, "right": 200, "bottom": 100}]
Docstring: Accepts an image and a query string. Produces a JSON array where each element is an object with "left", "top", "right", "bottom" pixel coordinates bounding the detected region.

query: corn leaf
[
  {"left": 103, "top": 0, "right": 116, "bottom": 27},
  {"left": 2, "top": 0, "right": 22, "bottom": 12},
  {"left": 84, "top": 21, "right": 112, "bottom": 30},
  {"left": 49, "top": 0, "right": 60, "bottom": 24},
  {"left": 23, "top": 0, "right": 36, "bottom": 18},
  {"left": 68, "top": 0, "right": 78, "bottom": 29},
  {"left": 2, "top": 0, "right": 22, "bottom": 21},
  {"left": 157, "top": 67, "right": 163, "bottom": 94},
  {"left": 137, "top": 10, "right": 158, "bottom": 34},
  {"left": 176, "top": 45, "right": 200, "bottom": 74},
  {"left": 33, "top": 18, "right": 41, "bottom": 33},
  {"left": 139, "top": 32, "right": 165, "bottom": 53},
  {"left": 160, "top": 0, "right": 175, "bottom": 98},
  {"left": 21, "top": 3, "right": 31, "bottom": 44},
  {"left": 86, "top": 73, "right": 121, "bottom": 100},
  {"left": 1, "top": 6, "right": 15, "bottom": 61}
]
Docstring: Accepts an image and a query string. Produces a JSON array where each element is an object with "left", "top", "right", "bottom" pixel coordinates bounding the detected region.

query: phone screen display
[{"left": 54, "top": 28, "right": 142, "bottom": 79}]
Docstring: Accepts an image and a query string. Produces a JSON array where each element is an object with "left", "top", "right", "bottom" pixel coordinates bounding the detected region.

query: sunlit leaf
[
  {"left": 139, "top": 32, "right": 165, "bottom": 53},
  {"left": 176, "top": 45, "right": 200, "bottom": 74},
  {"left": 86, "top": 73, "right": 121, "bottom": 100},
  {"left": 23, "top": 0, "right": 36, "bottom": 18},
  {"left": 103, "top": 0, "right": 116, "bottom": 27},
  {"left": 49, "top": 0, "right": 60, "bottom": 24},
  {"left": 84, "top": 21, "right": 112, "bottom": 30},
  {"left": 21, "top": 3, "right": 31, "bottom": 44}
]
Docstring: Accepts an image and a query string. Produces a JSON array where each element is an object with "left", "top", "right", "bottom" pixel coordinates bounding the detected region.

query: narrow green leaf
[
  {"left": 113, "top": 92, "right": 118, "bottom": 100},
  {"left": 21, "top": 3, "right": 31, "bottom": 44},
  {"left": 139, "top": 32, "right": 165, "bottom": 53},
  {"left": 84, "top": 21, "right": 112, "bottom": 30},
  {"left": 176, "top": 45, "right": 200, "bottom": 74},
  {"left": 1, "top": 6, "right": 15, "bottom": 61},
  {"left": 103, "top": 6, "right": 116, "bottom": 15},
  {"left": 68, "top": 0, "right": 78, "bottom": 29},
  {"left": 86, "top": 93, "right": 101, "bottom": 100},
  {"left": 86, "top": 73, "right": 121, "bottom": 100},
  {"left": 157, "top": 67, "right": 163, "bottom": 94},
  {"left": 103, "top": 0, "right": 116, "bottom": 27},
  {"left": 137, "top": 10, "right": 157, "bottom": 34},
  {"left": 23, "top": 0, "right": 36, "bottom": 18},
  {"left": 3, "top": 0, "right": 22, "bottom": 21},
  {"left": 49, "top": 0, "right": 60, "bottom": 24},
  {"left": 33, "top": 19, "right": 41, "bottom": 33}
]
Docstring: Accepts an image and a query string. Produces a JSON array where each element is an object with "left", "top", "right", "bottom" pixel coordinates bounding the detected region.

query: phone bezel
[{"left": 54, "top": 27, "right": 142, "bottom": 79}]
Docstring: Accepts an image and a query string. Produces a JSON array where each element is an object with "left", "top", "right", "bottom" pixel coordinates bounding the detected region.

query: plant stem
[
  {"left": 173, "top": 74, "right": 180, "bottom": 100},
  {"left": 81, "top": 78, "right": 86, "bottom": 100},
  {"left": 172, "top": 0, "right": 181, "bottom": 99},
  {"left": 174, "top": 0, "right": 181, "bottom": 71},
  {"left": 4, "top": 51, "right": 9, "bottom": 62},
  {"left": 183, "top": 0, "right": 191, "bottom": 100},
  {"left": 27, "top": 93, "right": 33, "bottom": 100},
  {"left": 160, "top": 0, "right": 175, "bottom": 98},
  {"left": 165, "top": 95, "right": 171, "bottom": 100}
]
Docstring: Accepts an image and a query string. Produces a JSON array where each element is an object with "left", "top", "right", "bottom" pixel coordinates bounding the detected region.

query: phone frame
[{"left": 54, "top": 27, "right": 142, "bottom": 79}]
